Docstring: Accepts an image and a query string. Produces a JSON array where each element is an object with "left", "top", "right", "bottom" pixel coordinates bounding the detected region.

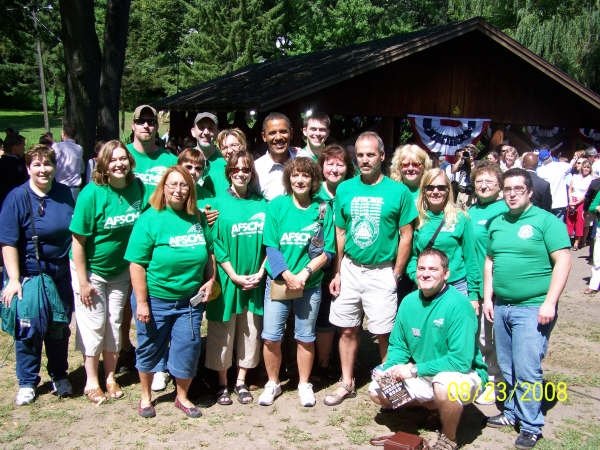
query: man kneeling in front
[{"left": 369, "top": 249, "right": 488, "bottom": 450}]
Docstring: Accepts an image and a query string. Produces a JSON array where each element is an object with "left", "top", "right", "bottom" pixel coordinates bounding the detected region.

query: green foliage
[
  {"left": 177, "top": 0, "right": 286, "bottom": 89},
  {"left": 449, "top": 0, "right": 600, "bottom": 92}
]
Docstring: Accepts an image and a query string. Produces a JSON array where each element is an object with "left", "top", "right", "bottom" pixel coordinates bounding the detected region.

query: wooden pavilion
[{"left": 156, "top": 17, "right": 600, "bottom": 154}]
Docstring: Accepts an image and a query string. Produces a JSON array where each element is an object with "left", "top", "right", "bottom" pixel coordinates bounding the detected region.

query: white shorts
[
  {"left": 329, "top": 256, "right": 397, "bottom": 334},
  {"left": 71, "top": 262, "right": 131, "bottom": 356},
  {"left": 205, "top": 310, "right": 262, "bottom": 371},
  {"left": 369, "top": 370, "right": 482, "bottom": 406}
]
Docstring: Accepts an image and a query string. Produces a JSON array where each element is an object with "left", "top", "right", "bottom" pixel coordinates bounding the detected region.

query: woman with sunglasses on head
[
  {"left": 390, "top": 144, "right": 432, "bottom": 203},
  {"left": 125, "top": 166, "right": 216, "bottom": 419},
  {"left": 407, "top": 168, "right": 481, "bottom": 307},
  {"left": 204, "top": 151, "right": 267, "bottom": 405},
  {"left": 69, "top": 140, "right": 144, "bottom": 405},
  {"left": 0, "top": 145, "right": 75, "bottom": 406}
]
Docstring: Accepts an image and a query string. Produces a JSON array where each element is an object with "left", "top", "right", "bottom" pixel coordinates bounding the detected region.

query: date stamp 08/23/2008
[{"left": 447, "top": 381, "right": 569, "bottom": 403}]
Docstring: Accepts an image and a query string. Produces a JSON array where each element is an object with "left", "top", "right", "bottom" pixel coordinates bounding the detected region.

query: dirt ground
[{"left": 1, "top": 250, "right": 599, "bottom": 450}]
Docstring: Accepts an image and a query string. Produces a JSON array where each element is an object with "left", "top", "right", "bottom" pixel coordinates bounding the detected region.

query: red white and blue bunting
[
  {"left": 408, "top": 115, "right": 490, "bottom": 156},
  {"left": 526, "top": 126, "right": 565, "bottom": 147}
]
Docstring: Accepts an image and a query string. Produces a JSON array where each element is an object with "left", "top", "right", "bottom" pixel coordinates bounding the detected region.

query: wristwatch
[{"left": 304, "top": 266, "right": 314, "bottom": 276}]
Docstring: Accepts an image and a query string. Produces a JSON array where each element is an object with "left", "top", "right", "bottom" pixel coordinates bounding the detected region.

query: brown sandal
[
  {"left": 106, "top": 382, "right": 124, "bottom": 399},
  {"left": 85, "top": 387, "right": 107, "bottom": 405},
  {"left": 323, "top": 380, "right": 356, "bottom": 406},
  {"left": 584, "top": 288, "right": 598, "bottom": 295}
]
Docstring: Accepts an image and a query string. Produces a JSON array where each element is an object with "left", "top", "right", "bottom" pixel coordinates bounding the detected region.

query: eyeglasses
[
  {"left": 401, "top": 161, "right": 422, "bottom": 168},
  {"left": 424, "top": 184, "right": 449, "bottom": 192},
  {"left": 231, "top": 167, "right": 251, "bottom": 174},
  {"left": 502, "top": 186, "right": 527, "bottom": 195},
  {"left": 134, "top": 118, "right": 156, "bottom": 126},
  {"left": 474, "top": 179, "right": 498, "bottom": 186},
  {"left": 165, "top": 182, "right": 190, "bottom": 191},
  {"left": 222, "top": 143, "right": 242, "bottom": 151},
  {"left": 183, "top": 164, "right": 204, "bottom": 172},
  {"left": 38, "top": 198, "right": 46, "bottom": 217}
]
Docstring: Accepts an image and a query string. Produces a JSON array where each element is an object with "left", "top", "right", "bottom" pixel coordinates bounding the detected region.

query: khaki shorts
[
  {"left": 205, "top": 310, "right": 262, "bottom": 371},
  {"left": 369, "top": 370, "right": 482, "bottom": 406},
  {"left": 329, "top": 256, "right": 397, "bottom": 334},
  {"left": 71, "top": 262, "right": 131, "bottom": 356}
]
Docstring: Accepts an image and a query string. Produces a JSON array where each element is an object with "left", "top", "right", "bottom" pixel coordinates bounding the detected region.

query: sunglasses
[
  {"left": 183, "top": 164, "right": 204, "bottom": 172},
  {"left": 401, "top": 161, "right": 422, "bottom": 168},
  {"left": 424, "top": 184, "right": 449, "bottom": 192},
  {"left": 231, "top": 167, "right": 251, "bottom": 174},
  {"left": 134, "top": 118, "right": 156, "bottom": 126}
]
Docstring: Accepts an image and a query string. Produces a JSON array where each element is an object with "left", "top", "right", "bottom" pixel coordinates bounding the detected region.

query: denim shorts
[
  {"left": 261, "top": 278, "right": 321, "bottom": 343},
  {"left": 132, "top": 296, "right": 203, "bottom": 379}
]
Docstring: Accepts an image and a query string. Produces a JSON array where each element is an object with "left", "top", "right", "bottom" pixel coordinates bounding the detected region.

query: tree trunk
[
  {"left": 98, "top": 0, "right": 131, "bottom": 142},
  {"left": 59, "top": 0, "right": 101, "bottom": 158}
]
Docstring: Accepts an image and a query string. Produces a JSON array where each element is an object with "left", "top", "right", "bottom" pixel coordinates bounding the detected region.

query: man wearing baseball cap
[
  {"left": 191, "top": 112, "right": 228, "bottom": 196},
  {"left": 536, "top": 148, "right": 571, "bottom": 220},
  {"left": 127, "top": 104, "right": 177, "bottom": 202},
  {"left": 120, "top": 104, "right": 177, "bottom": 376}
]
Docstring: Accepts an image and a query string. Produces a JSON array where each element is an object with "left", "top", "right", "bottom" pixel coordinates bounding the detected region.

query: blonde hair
[
  {"left": 390, "top": 144, "right": 432, "bottom": 182},
  {"left": 416, "top": 168, "right": 462, "bottom": 229}
]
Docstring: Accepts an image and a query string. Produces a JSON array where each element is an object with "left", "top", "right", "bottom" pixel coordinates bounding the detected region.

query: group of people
[{"left": 0, "top": 105, "right": 575, "bottom": 450}]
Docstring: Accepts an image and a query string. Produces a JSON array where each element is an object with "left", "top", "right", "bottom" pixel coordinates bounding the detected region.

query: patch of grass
[
  {"left": 282, "top": 425, "right": 312, "bottom": 443},
  {"left": 537, "top": 422, "right": 600, "bottom": 450},
  {"left": 0, "top": 423, "right": 27, "bottom": 443},
  {"left": 588, "top": 329, "right": 600, "bottom": 343},
  {"left": 345, "top": 427, "right": 370, "bottom": 445},
  {"left": 327, "top": 411, "right": 345, "bottom": 427}
]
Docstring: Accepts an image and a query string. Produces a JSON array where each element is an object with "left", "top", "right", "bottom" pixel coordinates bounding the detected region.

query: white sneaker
[
  {"left": 298, "top": 382, "right": 316, "bottom": 407},
  {"left": 258, "top": 381, "right": 282, "bottom": 406},
  {"left": 15, "top": 387, "right": 36, "bottom": 406},
  {"left": 151, "top": 371, "right": 170, "bottom": 391},
  {"left": 475, "top": 382, "right": 496, "bottom": 405}
]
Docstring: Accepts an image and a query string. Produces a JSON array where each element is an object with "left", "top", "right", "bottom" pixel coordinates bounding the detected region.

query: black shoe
[
  {"left": 514, "top": 431, "right": 538, "bottom": 449},
  {"left": 487, "top": 413, "right": 515, "bottom": 428},
  {"left": 116, "top": 347, "right": 136, "bottom": 374}
]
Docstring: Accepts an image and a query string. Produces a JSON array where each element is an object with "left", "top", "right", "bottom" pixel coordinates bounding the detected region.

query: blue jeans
[
  {"left": 132, "top": 296, "right": 203, "bottom": 380},
  {"left": 131, "top": 291, "right": 167, "bottom": 372},
  {"left": 13, "top": 263, "right": 73, "bottom": 388},
  {"left": 261, "top": 278, "right": 321, "bottom": 343},
  {"left": 493, "top": 304, "right": 555, "bottom": 435}
]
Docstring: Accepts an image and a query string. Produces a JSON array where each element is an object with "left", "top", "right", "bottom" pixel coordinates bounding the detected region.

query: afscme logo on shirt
[
  {"left": 281, "top": 232, "right": 311, "bottom": 246},
  {"left": 169, "top": 233, "right": 206, "bottom": 247},
  {"left": 104, "top": 211, "right": 140, "bottom": 229},
  {"left": 136, "top": 166, "right": 168, "bottom": 186},
  {"left": 231, "top": 212, "right": 265, "bottom": 237}
]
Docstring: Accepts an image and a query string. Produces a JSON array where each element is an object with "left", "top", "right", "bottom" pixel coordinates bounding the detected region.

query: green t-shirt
[
  {"left": 125, "top": 206, "right": 213, "bottom": 300},
  {"left": 205, "top": 150, "right": 229, "bottom": 197},
  {"left": 468, "top": 199, "right": 508, "bottom": 298},
  {"left": 206, "top": 192, "right": 267, "bottom": 321},
  {"left": 334, "top": 176, "right": 417, "bottom": 265},
  {"left": 69, "top": 179, "right": 145, "bottom": 278},
  {"left": 127, "top": 143, "right": 177, "bottom": 203},
  {"left": 588, "top": 190, "right": 600, "bottom": 213},
  {"left": 384, "top": 285, "right": 488, "bottom": 384},
  {"left": 263, "top": 195, "right": 336, "bottom": 289},
  {"left": 315, "top": 182, "right": 334, "bottom": 202},
  {"left": 487, "top": 205, "right": 570, "bottom": 306},
  {"left": 403, "top": 183, "right": 420, "bottom": 204},
  {"left": 407, "top": 210, "right": 481, "bottom": 300}
]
